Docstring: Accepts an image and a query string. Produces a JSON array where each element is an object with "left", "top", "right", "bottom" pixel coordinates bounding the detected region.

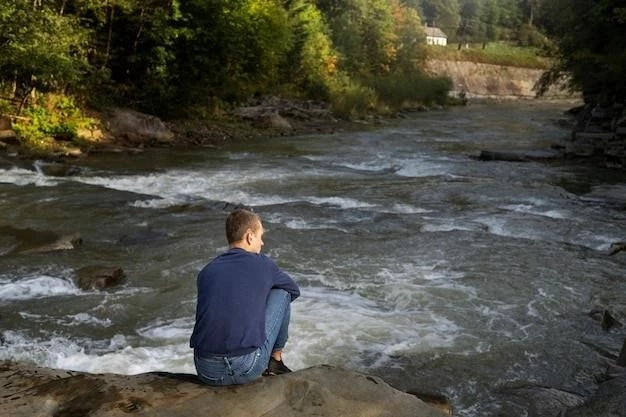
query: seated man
[{"left": 190, "top": 208, "right": 300, "bottom": 385}]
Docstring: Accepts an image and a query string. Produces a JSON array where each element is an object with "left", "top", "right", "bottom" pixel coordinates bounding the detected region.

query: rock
[
  {"left": 74, "top": 266, "right": 126, "bottom": 290},
  {"left": 0, "top": 129, "right": 19, "bottom": 144},
  {"left": 255, "top": 112, "right": 293, "bottom": 131},
  {"left": 0, "top": 362, "right": 448, "bottom": 417},
  {"left": 103, "top": 107, "right": 174, "bottom": 144},
  {"left": 33, "top": 160, "right": 81, "bottom": 177},
  {"left": 564, "top": 375, "right": 626, "bottom": 417},
  {"left": 0, "top": 115, "right": 12, "bottom": 130},
  {"left": 609, "top": 242, "right": 626, "bottom": 256},
  {"left": 0, "top": 226, "right": 82, "bottom": 255},
  {"left": 588, "top": 308, "right": 623, "bottom": 330},
  {"left": 498, "top": 385, "right": 585, "bottom": 417}
]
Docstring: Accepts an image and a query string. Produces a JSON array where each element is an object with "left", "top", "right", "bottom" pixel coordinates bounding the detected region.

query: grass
[{"left": 426, "top": 42, "right": 551, "bottom": 69}]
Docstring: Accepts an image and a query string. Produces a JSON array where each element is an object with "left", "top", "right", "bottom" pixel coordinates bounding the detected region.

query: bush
[
  {"left": 12, "top": 94, "right": 96, "bottom": 149},
  {"left": 327, "top": 73, "right": 378, "bottom": 119},
  {"left": 368, "top": 72, "right": 452, "bottom": 110}
]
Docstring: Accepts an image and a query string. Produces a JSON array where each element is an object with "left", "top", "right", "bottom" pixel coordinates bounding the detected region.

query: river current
[{"left": 1, "top": 102, "right": 625, "bottom": 416}]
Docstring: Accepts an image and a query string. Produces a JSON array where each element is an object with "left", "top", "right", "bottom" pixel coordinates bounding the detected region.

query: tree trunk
[{"left": 102, "top": 5, "right": 114, "bottom": 69}]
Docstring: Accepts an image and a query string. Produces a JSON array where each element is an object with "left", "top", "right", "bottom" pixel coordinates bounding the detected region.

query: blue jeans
[{"left": 194, "top": 289, "right": 291, "bottom": 385}]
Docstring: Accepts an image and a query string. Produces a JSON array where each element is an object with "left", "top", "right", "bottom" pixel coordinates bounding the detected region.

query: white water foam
[
  {"left": 307, "top": 196, "right": 375, "bottom": 209},
  {"left": 0, "top": 167, "right": 59, "bottom": 187},
  {"left": 0, "top": 330, "right": 195, "bottom": 375},
  {"left": 395, "top": 156, "right": 452, "bottom": 178},
  {"left": 500, "top": 204, "right": 572, "bottom": 220},
  {"left": 288, "top": 287, "right": 460, "bottom": 371},
  {"left": 0, "top": 275, "right": 82, "bottom": 301}
]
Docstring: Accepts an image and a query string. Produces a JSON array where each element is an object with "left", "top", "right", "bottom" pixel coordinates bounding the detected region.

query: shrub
[
  {"left": 12, "top": 94, "right": 96, "bottom": 149},
  {"left": 327, "top": 73, "right": 378, "bottom": 119}
]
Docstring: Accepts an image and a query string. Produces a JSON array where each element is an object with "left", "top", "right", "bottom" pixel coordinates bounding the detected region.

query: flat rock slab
[{"left": 0, "top": 362, "right": 448, "bottom": 417}]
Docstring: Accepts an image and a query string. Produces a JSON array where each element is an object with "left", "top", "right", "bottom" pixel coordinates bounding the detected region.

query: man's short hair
[{"left": 226, "top": 209, "right": 261, "bottom": 244}]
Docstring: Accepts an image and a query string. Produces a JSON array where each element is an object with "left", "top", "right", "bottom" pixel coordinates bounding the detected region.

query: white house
[{"left": 424, "top": 26, "right": 448, "bottom": 46}]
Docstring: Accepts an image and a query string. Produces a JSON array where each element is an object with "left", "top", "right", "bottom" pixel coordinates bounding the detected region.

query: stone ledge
[{"left": 0, "top": 361, "right": 449, "bottom": 417}]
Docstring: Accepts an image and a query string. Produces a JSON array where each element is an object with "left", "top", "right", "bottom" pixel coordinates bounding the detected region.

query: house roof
[{"left": 424, "top": 27, "right": 447, "bottom": 38}]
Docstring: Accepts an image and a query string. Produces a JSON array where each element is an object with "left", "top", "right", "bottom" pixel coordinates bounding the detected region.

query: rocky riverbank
[{"left": 0, "top": 97, "right": 372, "bottom": 162}]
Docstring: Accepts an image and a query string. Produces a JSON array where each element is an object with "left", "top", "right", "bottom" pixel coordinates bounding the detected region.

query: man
[{"left": 190, "top": 209, "right": 300, "bottom": 385}]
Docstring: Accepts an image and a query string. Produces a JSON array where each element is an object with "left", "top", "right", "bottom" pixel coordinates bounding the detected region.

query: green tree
[
  {"left": 0, "top": 0, "right": 89, "bottom": 112},
  {"left": 174, "top": 0, "right": 291, "bottom": 105},
  {"left": 284, "top": 0, "right": 338, "bottom": 98},
  {"left": 539, "top": 0, "right": 626, "bottom": 103},
  {"left": 419, "top": 0, "right": 460, "bottom": 40}
]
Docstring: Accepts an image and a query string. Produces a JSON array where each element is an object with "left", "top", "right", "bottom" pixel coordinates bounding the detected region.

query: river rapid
[{"left": 1, "top": 102, "right": 625, "bottom": 416}]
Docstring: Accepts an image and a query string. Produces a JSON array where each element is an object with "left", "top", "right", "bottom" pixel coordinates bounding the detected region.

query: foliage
[
  {"left": 368, "top": 72, "right": 452, "bottom": 110},
  {"left": 326, "top": 73, "right": 378, "bottom": 119},
  {"left": 4, "top": 0, "right": 597, "bottom": 138},
  {"left": 426, "top": 43, "right": 550, "bottom": 69},
  {"left": 12, "top": 94, "right": 97, "bottom": 147},
  {"left": 0, "top": 0, "right": 89, "bottom": 110},
  {"left": 537, "top": 0, "right": 626, "bottom": 102}
]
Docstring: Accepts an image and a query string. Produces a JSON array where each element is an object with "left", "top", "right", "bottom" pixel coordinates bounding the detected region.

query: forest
[{"left": 0, "top": 0, "right": 624, "bottom": 146}]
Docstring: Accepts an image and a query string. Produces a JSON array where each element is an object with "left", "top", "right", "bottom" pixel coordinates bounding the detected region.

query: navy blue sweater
[{"left": 190, "top": 248, "right": 300, "bottom": 357}]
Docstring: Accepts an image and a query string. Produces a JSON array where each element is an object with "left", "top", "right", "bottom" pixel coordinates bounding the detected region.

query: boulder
[
  {"left": 498, "top": 385, "right": 585, "bottom": 417},
  {"left": 609, "top": 242, "right": 626, "bottom": 256},
  {"left": 0, "top": 115, "right": 12, "bottom": 130},
  {"left": 33, "top": 161, "right": 82, "bottom": 177},
  {"left": 0, "top": 361, "right": 449, "bottom": 417},
  {"left": 0, "top": 226, "right": 82, "bottom": 255},
  {"left": 564, "top": 375, "right": 626, "bottom": 417},
  {"left": 74, "top": 266, "right": 126, "bottom": 290},
  {"left": 0, "top": 129, "right": 19, "bottom": 145},
  {"left": 102, "top": 108, "right": 174, "bottom": 144}
]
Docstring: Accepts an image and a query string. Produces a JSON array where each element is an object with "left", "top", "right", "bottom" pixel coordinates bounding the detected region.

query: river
[{"left": 1, "top": 101, "right": 625, "bottom": 416}]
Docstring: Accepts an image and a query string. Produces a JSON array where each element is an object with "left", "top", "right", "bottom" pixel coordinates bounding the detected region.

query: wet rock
[
  {"left": 499, "top": 385, "right": 585, "bottom": 417},
  {"left": 609, "top": 242, "right": 626, "bottom": 256},
  {"left": 477, "top": 149, "right": 563, "bottom": 162},
  {"left": 406, "top": 391, "right": 453, "bottom": 416},
  {"left": 33, "top": 160, "right": 82, "bottom": 177},
  {"left": 0, "top": 226, "right": 82, "bottom": 255},
  {"left": 564, "top": 375, "right": 626, "bottom": 417},
  {"left": 0, "top": 361, "right": 448, "bottom": 417},
  {"left": 588, "top": 308, "right": 623, "bottom": 331},
  {"left": 74, "top": 266, "right": 126, "bottom": 290}
]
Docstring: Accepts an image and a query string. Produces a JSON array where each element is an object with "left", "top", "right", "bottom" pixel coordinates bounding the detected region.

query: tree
[
  {"left": 419, "top": 0, "right": 460, "bottom": 40},
  {"left": 538, "top": 0, "right": 626, "bottom": 103},
  {"left": 0, "top": 0, "right": 89, "bottom": 112}
]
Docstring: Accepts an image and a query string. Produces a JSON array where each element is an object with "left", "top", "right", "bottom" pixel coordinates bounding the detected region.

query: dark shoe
[{"left": 262, "top": 357, "right": 292, "bottom": 376}]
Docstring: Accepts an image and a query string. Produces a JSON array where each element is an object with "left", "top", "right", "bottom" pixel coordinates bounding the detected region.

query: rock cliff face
[
  {"left": 425, "top": 59, "right": 574, "bottom": 100},
  {"left": 0, "top": 361, "right": 449, "bottom": 417}
]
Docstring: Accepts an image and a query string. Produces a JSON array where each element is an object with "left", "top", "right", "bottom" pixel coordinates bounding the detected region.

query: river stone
[
  {"left": 0, "top": 226, "right": 82, "bottom": 255},
  {"left": 34, "top": 161, "right": 82, "bottom": 177},
  {"left": 75, "top": 266, "right": 126, "bottom": 290},
  {"left": 564, "top": 375, "right": 626, "bottom": 417},
  {"left": 0, "top": 129, "right": 18, "bottom": 144},
  {"left": 498, "top": 385, "right": 585, "bottom": 417},
  {"left": 0, "top": 361, "right": 449, "bottom": 417}
]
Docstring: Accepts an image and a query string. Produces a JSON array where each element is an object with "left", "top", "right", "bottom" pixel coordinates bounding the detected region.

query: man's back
[{"left": 190, "top": 248, "right": 299, "bottom": 357}]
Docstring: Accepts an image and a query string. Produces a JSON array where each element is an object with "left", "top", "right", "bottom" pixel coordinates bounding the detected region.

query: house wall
[{"left": 426, "top": 36, "right": 447, "bottom": 46}]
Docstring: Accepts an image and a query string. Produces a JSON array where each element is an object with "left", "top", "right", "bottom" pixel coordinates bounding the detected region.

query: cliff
[{"left": 425, "top": 59, "right": 574, "bottom": 100}]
